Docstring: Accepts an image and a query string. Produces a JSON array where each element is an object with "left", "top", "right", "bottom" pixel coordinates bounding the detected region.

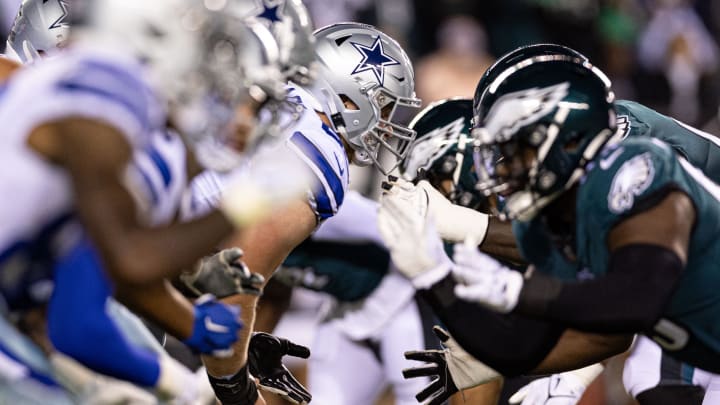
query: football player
[
  {"left": 269, "top": 189, "right": 431, "bottom": 405},
  {"left": 0, "top": 0, "right": 300, "bottom": 402},
  {"left": 181, "top": 14, "right": 422, "bottom": 403},
  {"left": 393, "top": 52, "right": 720, "bottom": 386},
  {"left": 384, "top": 44, "right": 720, "bottom": 405}
]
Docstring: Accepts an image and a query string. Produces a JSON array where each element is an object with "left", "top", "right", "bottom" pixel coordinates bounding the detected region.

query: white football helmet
[
  {"left": 6, "top": 0, "right": 70, "bottom": 63},
  {"left": 74, "top": 0, "right": 287, "bottom": 171},
  {"left": 308, "top": 23, "right": 421, "bottom": 174}
]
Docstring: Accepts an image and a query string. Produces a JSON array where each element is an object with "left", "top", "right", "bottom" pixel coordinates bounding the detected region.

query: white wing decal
[
  {"left": 483, "top": 82, "right": 570, "bottom": 141},
  {"left": 608, "top": 152, "right": 655, "bottom": 213}
]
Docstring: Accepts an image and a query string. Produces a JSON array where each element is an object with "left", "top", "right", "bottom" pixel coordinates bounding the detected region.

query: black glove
[
  {"left": 402, "top": 326, "right": 459, "bottom": 405},
  {"left": 181, "top": 248, "right": 264, "bottom": 299},
  {"left": 248, "top": 332, "right": 312, "bottom": 404}
]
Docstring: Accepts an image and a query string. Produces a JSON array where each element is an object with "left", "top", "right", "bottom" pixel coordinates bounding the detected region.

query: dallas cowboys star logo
[
  {"left": 44, "top": 0, "right": 70, "bottom": 29},
  {"left": 256, "top": 0, "right": 283, "bottom": 24},
  {"left": 351, "top": 36, "right": 400, "bottom": 86}
]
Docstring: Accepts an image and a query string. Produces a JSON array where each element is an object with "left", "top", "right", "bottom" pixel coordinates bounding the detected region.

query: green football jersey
[
  {"left": 515, "top": 100, "right": 720, "bottom": 279},
  {"left": 517, "top": 137, "right": 720, "bottom": 370},
  {"left": 615, "top": 100, "right": 720, "bottom": 183},
  {"left": 278, "top": 238, "right": 390, "bottom": 302}
]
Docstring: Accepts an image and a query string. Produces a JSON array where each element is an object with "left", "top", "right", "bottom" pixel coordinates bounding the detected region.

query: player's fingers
[
  {"left": 286, "top": 341, "right": 311, "bottom": 359},
  {"left": 415, "top": 379, "right": 443, "bottom": 402},
  {"left": 426, "top": 391, "right": 452, "bottom": 405},
  {"left": 431, "top": 325, "right": 450, "bottom": 343},
  {"left": 221, "top": 248, "right": 244, "bottom": 264},
  {"left": 404, "top": 350, "right": 442, "bottom": 363},
  {"left": 451, "top": 264, "right": 479, "bottom": 285},
  {"left": 402, "top": 364, "right": 439, "bottom": 379},
  {"left": 508, "top": 383, "right": 530, "bottom": 404}
]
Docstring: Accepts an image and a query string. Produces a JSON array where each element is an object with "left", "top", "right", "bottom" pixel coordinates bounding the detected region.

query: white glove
[
  {"left": 452, "top": 240, "right": 524, "bottom": 313},
  {"left": 50, "top": 352, "right": 156, "bottom": 405},
  {"left": 156, "top": 355, "right": 217, "bottom": 404},
  {"left": 220, "top": 142, "right": 314, "bottom": 228},
  {"left": 509, "top": 364, "right": 604, "bottom": 405},
  {"left": 384, "top": 177, "right": 490, "bottom": 243},
  {"left": 378, "top": 191, "right": 452, "bottom": 289}
]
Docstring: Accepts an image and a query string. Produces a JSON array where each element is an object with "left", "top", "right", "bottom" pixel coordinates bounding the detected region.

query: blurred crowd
[
  {"left": 0, "top": 0, "right": 718, "bottom": 126},
  {"left": 301, "top": 0, "right": 720, "bottom": 130}
]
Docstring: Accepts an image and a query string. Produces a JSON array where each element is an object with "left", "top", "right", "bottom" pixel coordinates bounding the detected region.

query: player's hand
[
  {"left": 248, "top": 332, "right": 312, "bottom": 404},
  {"left": 378, "top": 186, "right": 453, "bottom": 289},
  {"left": 382, "top": 176, "right": 489, "bottom": 243},
  {"left": 183, "top": 294, "right": 242, "bottom": 357},
  {"left": 220, "top": 142, "right": 313, "bottom": 228},
  {"left": 452, "top": 240, "right": 524, "bottom": 313},
  {"left": 181, "top": 248, "right": 265, "bottom": 299},
  {"left": 403, "top": 326, "right": 500, "bottom": 405},
  {"left": 50, "top": 352, "right": 157, "bottom": 404},
  {"left": 509, "top": 364, "right": 604, "bottom": 405}
]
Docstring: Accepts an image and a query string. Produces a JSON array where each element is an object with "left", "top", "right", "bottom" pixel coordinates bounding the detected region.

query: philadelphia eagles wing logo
[
  {"left": 608, "top": 152, "right": 655, "bottom": 214},
  {"left": 483, "top": 82, "right": 570, "bottom": 142},
  {"left": 403, "top": 117, "right": 465, "bottom": 179}
]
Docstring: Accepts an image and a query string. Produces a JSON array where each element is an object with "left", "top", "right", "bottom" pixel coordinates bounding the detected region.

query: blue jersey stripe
[
  {"left": 146, "top": 147, "right": 172, "bottom": 188},
  {"left": 56, "top": 60, "right": 150, "bottom": 130},
  {"left": 290, "top": 132, "right": 345, "bottom": 218},
  {"left": 0, "top": 342, "right": 58, "bottom": 387}
]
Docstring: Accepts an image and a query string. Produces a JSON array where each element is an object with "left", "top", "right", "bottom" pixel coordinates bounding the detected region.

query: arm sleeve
[
  {"left": 47, "top": 237, "right": 161, "bottom": 387},
  {"left": 516, "top": 244, "right": 683, "bottom": 333},
  {"left": 420, "top": 275, "right": 565, "bottom": 376}
]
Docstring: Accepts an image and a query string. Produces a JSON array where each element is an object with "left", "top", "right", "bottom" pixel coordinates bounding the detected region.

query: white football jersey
[
  {"left": 183, "top": 84, "right": 350, "bottom": 222},
  {"left": 0, "top": 47, "right": 181, "bottom": 309},
  {"left": 313, "top": 191, "right": 416, "bottom": 340}
]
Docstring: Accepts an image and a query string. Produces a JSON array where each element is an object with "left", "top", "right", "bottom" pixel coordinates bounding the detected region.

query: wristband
[{"left": 207, "top": 364, "right": 259, "bottom": 405}]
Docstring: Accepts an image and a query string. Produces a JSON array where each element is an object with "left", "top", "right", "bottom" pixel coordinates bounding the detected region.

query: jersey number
[{"left": 651, "top": 318, "right": 689, "bottom": 351}]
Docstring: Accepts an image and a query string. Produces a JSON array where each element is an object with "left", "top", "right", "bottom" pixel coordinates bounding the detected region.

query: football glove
[
  {"left": 378, "top": 190, "right": 452, "bottom": 289},
  {"left": 50, "top": 352, "right": 157, "bottom": 405},
  {"left": 181, "top": 248, "right": 265, "bottom": 299},
  {"left": 183, "top": 294, "right": 242, "bottom": 357},
  {"left": 452, "top": 240, "right": 524, "bottom": 313},
  {"left": 403, "top": 326, "right": 500, "bottom": 405},
  {"left": 382, "top": 176, "right": 489, "bottom": 244},
  {"left": 509, "top": 364, "right": 604, "bottom": 405},
  {"left": 248, "top": 332, "right": 312, "bottom": 404}
]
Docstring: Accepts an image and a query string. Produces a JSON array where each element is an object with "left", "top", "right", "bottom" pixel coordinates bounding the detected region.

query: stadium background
[{"left": 1, "top": 0, "right": 717, "bottom": 403}]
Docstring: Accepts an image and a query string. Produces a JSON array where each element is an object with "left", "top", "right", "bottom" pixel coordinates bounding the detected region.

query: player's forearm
[
  {"left": 479, "top": 217, "right": 525, "bottom": 264},
  {"left": 516, "top": 244, "right": 682, "bottom": 333},
  {"left": 419, "top": 275, "right": 564, "bottom": 376},
  {"left": 531, "top": 329, "right": 632, "bottom": 374},
  {"left": 100, "top": 211, "right": 235, "bottom": 285},
  {"left": 115, "top": 280, "right": 194, "bottom": 340},
  {"left": 254, "top": 279, "right": 293, "bottom": 333},
  {"left": 203, "top": 294, "right": 258, "bottom": 376}
]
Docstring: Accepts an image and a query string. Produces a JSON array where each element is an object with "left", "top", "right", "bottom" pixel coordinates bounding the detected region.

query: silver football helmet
[
  {"left": 6, "top": 0, "right": 70, "bottom": 63},
  {"left": 308, "top": 23, "right": 421, "bottom": 174},
  {"left": 75, "top": 0, "right": 287, "bottom": 171},
  {"left": 234, "top": 0, "right": 317, "bottom": 85}
]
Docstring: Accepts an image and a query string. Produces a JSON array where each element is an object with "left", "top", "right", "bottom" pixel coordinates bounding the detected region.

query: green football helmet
[
  {"left": 401, "top": 98, "right": 487, "bottom": 210},
  {"left": 473, "top": 55, "right": 617, "bottom": 221},
  {"left": 472, "top": 44, "right": 589, "bottom": 127}
]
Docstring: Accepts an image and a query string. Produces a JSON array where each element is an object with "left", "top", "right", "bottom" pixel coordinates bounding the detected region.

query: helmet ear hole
[{"left": 339, "top": 94, "right": 359, "bottom": 110}]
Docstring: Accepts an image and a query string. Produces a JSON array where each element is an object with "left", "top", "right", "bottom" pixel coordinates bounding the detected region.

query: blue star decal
[
  {"left": 256, "top": 1, "right": 282, "bottom": 24},
  {"left": 45, "top": 0, "right": 70, "bottom": 29},
  {"left": 351, "top": 36, "right": 400, "bottom": 86}
]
